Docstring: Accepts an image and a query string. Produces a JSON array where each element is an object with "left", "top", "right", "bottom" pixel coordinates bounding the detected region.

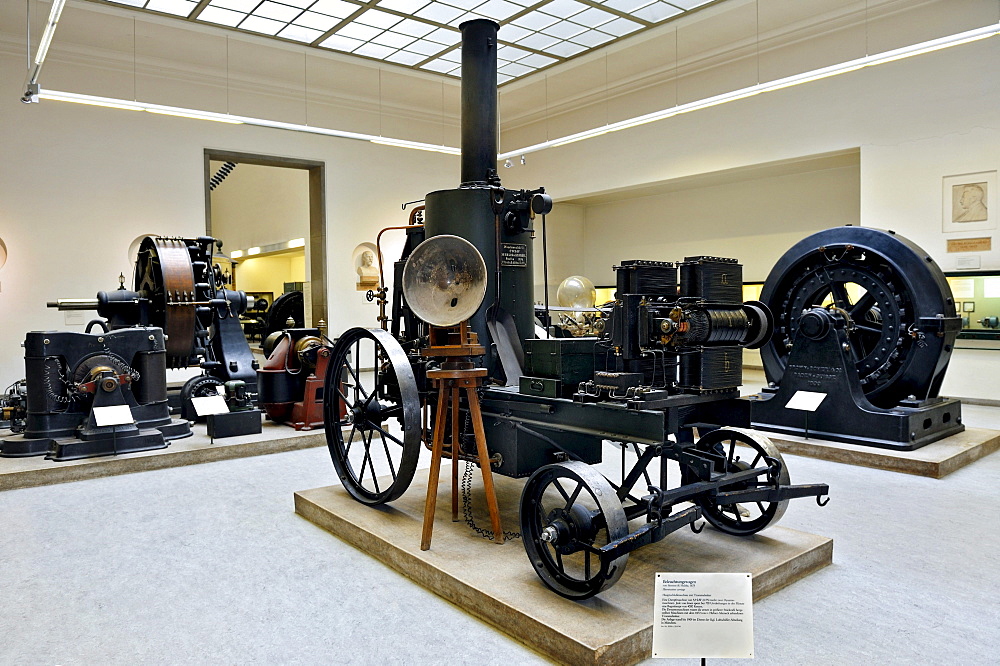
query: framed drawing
[{"left": 942, "top": 171, "right": 997, "bottom": 233}]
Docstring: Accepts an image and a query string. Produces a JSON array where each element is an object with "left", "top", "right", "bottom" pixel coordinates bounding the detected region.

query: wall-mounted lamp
[
  {"left": 287, "top": 238, "right": 306, "bottom": 248},
  {"left": 246, "top": 247, "right": 261, "bottom": 256},
  {"left": 21, "top": 0, "right": 68, "bottom": 103},
  {"left": 230, "top": 249, "right": 243, "bottom": 259}
]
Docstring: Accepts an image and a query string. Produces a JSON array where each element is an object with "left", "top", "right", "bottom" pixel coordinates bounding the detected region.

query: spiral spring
[
  {"left": 44, "top": 358, "right": 77, "bottom": 404},
  {"left": 43, "top": 354, "right": 141, "bottom": 404}
]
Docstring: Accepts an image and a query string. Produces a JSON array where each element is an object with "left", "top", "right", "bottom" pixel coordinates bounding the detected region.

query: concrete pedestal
[
  {"left": 0, "top": 421, "right": 328, "bottom": 492},
  {"left": 759, "top": 426, "right": 1000, "bottom": 478},
  {"left": 295, "top": 470, "right": 833, "bottom": 666}
]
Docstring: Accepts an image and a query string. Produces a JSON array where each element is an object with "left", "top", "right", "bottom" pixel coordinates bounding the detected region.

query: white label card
[
  {"left": 785, "top": 390, "right": 827, "bottom": 412},
  {"left": 653, "top": 572, "right": 754, "bottom": 659},
  {"left": 191, "top": 394, "right": 230, "bottom": 416},
  {"left": 92, "top": 404, "right": 135, "bottom": 427}
]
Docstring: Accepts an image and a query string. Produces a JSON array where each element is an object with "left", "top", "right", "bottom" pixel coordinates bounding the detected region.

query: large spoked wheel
[
  {"left": 324, "top": 327, "right": 420, "bottom": 505},
  {"left": 520, "top": 461, "right": 629, "bottom": 600},
  {"left": 685, "top": 428, "right": 789, "bottom": 537},
  {"left": 761, "top": 226, "right": 958, "bottom": 407}
]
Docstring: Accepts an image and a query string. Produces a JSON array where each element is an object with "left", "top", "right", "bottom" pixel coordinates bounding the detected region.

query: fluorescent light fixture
[
  {"left": 230, "top": 250, "right": 244, "bottom": 259},
  {"left": 35, "top": 90, "right": 462, "bottom": 155},
  {"left": 247, "top": 247, "right": 261, "bottom": 256},
  {"left": 34, "top": 21, "right": 997, "bottom": 160},
  {"left": 146, "top": 109, "right": 243, "bottom": 124},
  {"left": 287, "top": 238, "right": 306, "bottom": 248},
  {"left": 370, "top": 137, "right": 462, "bottom": 155},
  {"left": 34, "top": 0, "right": 68, "bottom": 65},
  {"left": 498, "top": 21, "right": 1000, "bottom": 159},
  {"left": 21, "top": 0, "right": 68, "bottom": 102},
  {"left": 40, "top": 93, "right": 143, "bottom": 111}
]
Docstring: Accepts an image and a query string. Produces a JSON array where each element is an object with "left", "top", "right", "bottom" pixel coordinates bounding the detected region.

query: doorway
[{"left": 204, "top": 150, "right": 327, "bottom": 339}]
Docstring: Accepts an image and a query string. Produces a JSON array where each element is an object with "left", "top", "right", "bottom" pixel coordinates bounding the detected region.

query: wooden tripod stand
[{"left": 420, "top": 322, "right": 504, "bottom": 551}]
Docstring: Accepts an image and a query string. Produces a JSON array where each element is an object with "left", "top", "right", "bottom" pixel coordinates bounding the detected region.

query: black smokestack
[{"left": 458, "top": 19, "right": 499, "bottom": 187}]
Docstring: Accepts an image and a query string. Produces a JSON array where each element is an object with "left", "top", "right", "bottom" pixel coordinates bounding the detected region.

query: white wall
[
  {"left": 862, "top": 128, "right": 1000, "bottom": 272},
  {"left": 576, "top": 162, "right": 861, "bottom": 285},
  {"left": 210, "top": 162, "right": 310, "bottom": 254},
  {"left": 532, "top": 203, "right": 586, "bottom": 305},
  {"left": 0, "top": 48, "right": 456, "bottom": 384},
  {"left": 3, "top": 0, "right": 999, "bottom": 401},
  {"left": 862, "top": 128, "right": 1000, "bottom": 399}
]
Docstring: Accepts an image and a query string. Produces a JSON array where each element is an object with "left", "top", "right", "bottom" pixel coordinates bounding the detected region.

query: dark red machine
[{"left": 257, "top": 329, "right": 333, "bottom": 431}]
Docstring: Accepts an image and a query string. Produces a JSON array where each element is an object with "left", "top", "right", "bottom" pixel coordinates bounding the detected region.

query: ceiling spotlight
[
  {"left": 520, "top": 155, "right": 526, "bottom": 165},
  {"left": 503, "top": 159, "right": 513, "bottom": 168}
]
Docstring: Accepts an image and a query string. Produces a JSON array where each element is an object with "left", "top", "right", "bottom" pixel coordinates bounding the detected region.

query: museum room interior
[{"left": 1, "top": 0, "right": 999, "bottom": 663}]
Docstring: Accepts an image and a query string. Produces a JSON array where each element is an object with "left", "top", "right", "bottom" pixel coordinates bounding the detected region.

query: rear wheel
[{"left": 685, "top": 427, "right": 789, "bottom": 536}]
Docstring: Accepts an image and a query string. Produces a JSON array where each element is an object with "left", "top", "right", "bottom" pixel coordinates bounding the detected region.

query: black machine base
[
  {"left": 751, "top": 307, "right": 964, "bottom": 451},
  {"left": 207, "top": 409, "right": 263, "bottom": 439},
  {"left": 0, "top": 436, "right": 51, "bottom": 457},
  {"left": 751, "top": 393, "right": 963, "bottom": 450},
  {"left": 47, "top": 427, "right": 168, "bottom": 461},
  {"left": 1, "top": 418, "right": 191, "bottom": 460}
]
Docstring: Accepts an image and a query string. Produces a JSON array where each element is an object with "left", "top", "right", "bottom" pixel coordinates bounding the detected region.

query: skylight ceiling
[{"left": 97, "top": 0, "right": 716, "bottom": 84}]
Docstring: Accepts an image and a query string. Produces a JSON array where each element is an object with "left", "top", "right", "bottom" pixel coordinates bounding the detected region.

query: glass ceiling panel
[{"left": 92, "top": 0, "right": 727, "bottom": 83}]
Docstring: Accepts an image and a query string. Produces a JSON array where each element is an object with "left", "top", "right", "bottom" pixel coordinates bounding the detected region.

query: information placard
[
  {"left": 500, "top": 243, "right": 527, "bottom": 267},
  {"left": 92, "top": 404, "right": 135, "bottom": 427},
  {"left": 652, "top": 572, "right": 753, "bottom": 659},
  {"left": 191, "top": 395, "right": 230, "bottom": 417},
  {"left": 785, "top": 390, "right": 827, "bottom": 412}
]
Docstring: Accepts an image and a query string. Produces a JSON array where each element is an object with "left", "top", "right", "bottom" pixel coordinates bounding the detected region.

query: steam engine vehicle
[{"left": 322, "top": 19, "right": 829, "bottom": 599}]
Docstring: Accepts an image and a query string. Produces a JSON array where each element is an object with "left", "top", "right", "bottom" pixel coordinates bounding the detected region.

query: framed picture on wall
[{"left": 942, "top": 171, "right": 997, "bottom": 233}]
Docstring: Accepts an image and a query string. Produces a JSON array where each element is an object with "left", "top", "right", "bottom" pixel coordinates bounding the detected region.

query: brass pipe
[{"left": 374, "top": 207, "right": 425, "bottom": 329}]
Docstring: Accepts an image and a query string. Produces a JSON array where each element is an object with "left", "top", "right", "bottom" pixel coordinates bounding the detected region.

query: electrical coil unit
[
  {"left": 615, "top": 260, "right": 677, "bottom": 296},
  {"left": 682, "top": 308, "right": 752, "bottom": 346},
  {"left": 678, "top": 347, "right": 742, "bottom": 393},
  {"left": 679, "top": 256, "right": 743, "bottom": 302}
]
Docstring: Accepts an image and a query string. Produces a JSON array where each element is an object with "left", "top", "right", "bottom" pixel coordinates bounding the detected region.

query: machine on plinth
[
  {"left": 401, "top": 234, "right": 503, "bottom": 550},
  {"left": 751, "top": 226, "right": 964, "bottom": 450},
  {"left": 0, "top": 327, "right": 191, "bottom": 460},
  {"left": 258, "top": 324, "right": 334, "bottom": 431},
  {"left": 320, "top": 19, "right": 829, "bottom": 600},
  {"left": 47, "top": 236, "right": 260, "bottom": 428}
]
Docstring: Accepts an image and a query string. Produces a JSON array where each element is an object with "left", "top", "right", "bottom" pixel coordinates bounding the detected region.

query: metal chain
[{"left": 459, "top": 403, "right": 521, "bottom": 541}]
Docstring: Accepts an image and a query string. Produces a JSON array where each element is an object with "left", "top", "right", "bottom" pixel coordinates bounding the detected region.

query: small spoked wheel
[
  {"left": 520, "top": 461, "right": 629, "bottom": 600},
  {"left": 688, "top": 427, "right": 789, "bottom": 536},
  {"left": 324, "top": 327, "right": 420, "bottom": 505}
]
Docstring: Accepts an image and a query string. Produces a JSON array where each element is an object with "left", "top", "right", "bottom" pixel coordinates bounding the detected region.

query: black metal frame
[{"left": 321, "top": 18, "right": 829, "bottom": 600}]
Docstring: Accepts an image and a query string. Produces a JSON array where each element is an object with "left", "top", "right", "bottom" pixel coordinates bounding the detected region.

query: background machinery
[
  {"left": 752, "top": 226, "right": 964, "bottom": 449},
  {"left": 48, "top": 236, "right": 260, "bottom": 421},
  {"left": 0, "top": 327, "right": 191, "bottom": 460}
]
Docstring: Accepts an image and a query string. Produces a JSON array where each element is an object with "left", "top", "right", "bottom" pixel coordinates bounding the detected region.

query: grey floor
[{"left": 2, "top": 387, "right": 999, "bottom": 664}]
